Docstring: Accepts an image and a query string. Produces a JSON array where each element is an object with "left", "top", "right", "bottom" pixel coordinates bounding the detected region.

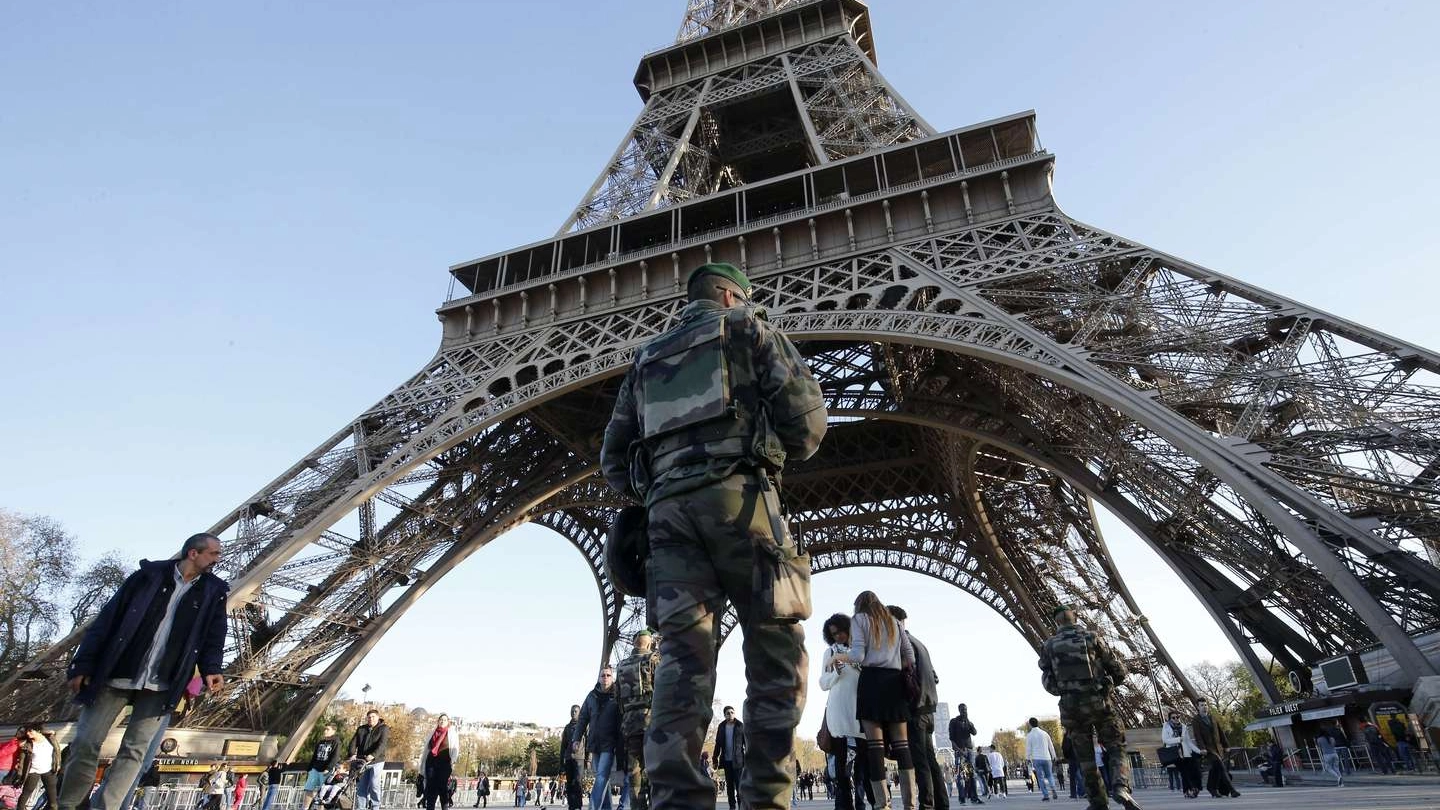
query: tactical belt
[{"left": 646, "top": 418, "right": 753, "bottom": 478}]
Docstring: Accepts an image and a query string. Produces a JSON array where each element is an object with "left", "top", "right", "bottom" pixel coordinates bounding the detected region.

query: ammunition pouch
[{"left": 752, "top": 476, "right": 811, "bottom": 622}]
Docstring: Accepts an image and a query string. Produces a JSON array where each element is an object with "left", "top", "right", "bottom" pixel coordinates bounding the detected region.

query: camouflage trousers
[
  {"left": 644, "top": 473, "right": 808, "bottom": 810},
  {"left": 1058, "top": 691, "right": 1131, "bottom": 809},
  {"left": 624, "top": 733, "right": 649, "bottom": 810}
]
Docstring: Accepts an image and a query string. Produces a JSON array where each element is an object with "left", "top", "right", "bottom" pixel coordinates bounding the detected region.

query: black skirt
[{"left": 855, "top": 666, "right": 910, "bottom": 723}]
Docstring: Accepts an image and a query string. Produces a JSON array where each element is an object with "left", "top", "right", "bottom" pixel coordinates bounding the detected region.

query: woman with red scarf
[{"left": 421, "top": 714, "right": 461, "bottom": 810}]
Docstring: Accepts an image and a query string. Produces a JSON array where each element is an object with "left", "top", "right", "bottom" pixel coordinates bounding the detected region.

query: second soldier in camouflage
[
  {"left": 617, "top": 629, "right": 661, "bottom": 810},
  {"left": 1038, "top": 604, "right": 1142, "bottom": 810}
]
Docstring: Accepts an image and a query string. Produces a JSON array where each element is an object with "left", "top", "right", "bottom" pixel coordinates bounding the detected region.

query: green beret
[
  {"left": 636, "top": 628, "right": 652, "bottom": 638},
  {"left": 687, "top": 262, "right": 752, "bottom": 295},
  {"left": 1051, "top": 603, "right": 1074, "bottom": 618}
]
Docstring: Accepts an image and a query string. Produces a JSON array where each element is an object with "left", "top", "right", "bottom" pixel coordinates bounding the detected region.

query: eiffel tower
[{"left": 8, "top": 0, "right": 1440, "bottom": 755}]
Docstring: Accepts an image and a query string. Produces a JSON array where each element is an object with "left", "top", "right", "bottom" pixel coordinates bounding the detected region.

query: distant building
[{"left": 934, "top": 702, "right": 954, "bottom": 765}]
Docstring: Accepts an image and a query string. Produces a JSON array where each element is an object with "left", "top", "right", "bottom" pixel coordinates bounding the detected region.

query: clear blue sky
[{"left": 4, "top": 0, "right": 1440, "bottom": 744}]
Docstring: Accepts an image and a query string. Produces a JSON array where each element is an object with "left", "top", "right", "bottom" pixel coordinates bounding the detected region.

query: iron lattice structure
[{"left": 8, "top": 0, "right": 1440, "bottom": 750}]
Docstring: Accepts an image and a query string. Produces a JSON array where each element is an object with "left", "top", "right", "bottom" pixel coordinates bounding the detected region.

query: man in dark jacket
[
  {"left": 711, "top": 706, "right": 745, "bottom": 810},
  {"left": 58, "top": 534, "right": 228, "bottom": 810},
  {"left": 350, "top": 711, "right": 390, "bottom": 810},
  {"left": 573, "top": 666, "right": 621, "bottom": 810},
  {"left": 560, "top": 706, "right": 583, "bottom": 810},
  {"left": 1189, "top": 700, "right": 1237, "bottom": 798},
  {"left": 890, "top": 607, "right": 945, "bottom": 810},
  {"left": 948, "top": 705, "right": 978, "bottom": 804}
]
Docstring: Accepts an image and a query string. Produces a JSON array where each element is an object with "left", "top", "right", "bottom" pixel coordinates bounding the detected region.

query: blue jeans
[
  {"left": 261, "top": 785, "right": 279, "bottom": 810},
  {"left": 356, "top": 762, "right": 384, "bottom": 810},
  {"left": 1032, "top": 760, "right": 1057, "bottom": 799},
  {"left": 589, "top": 752, "right": 615, "bottom": 810},
  {"left": 58, "top": 686, "right": 171, "bottom": 810}
]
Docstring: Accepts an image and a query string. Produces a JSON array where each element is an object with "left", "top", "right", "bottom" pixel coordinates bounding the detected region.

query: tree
[
  {"left": 1186, "top": 661, "right": 1250, "bottom": 717},
  {"left": 1184, "top": 660, "right": 1295, "bottom": 748},
  {"left": 990, "top": 730, "right": 1024, "bottom": 767},
  {"left": 532, "top": 736, "right": 562, "bottom": 776},
  {"left": 793, "top": 738, "right": 826, "bottom": 772},
  {"left": 1014, "top": 717, "right": 1063, "bottom": 752},
  {"left": 0, "top": 509, "right": 77, "bottom": 678},
  {"left": 69, "top": 551, "right": 129, "bottom": 625}
]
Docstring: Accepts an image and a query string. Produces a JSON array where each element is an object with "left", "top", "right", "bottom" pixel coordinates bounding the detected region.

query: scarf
[{"left": 429, "top": 727, "right": 448, "bottom": 757}]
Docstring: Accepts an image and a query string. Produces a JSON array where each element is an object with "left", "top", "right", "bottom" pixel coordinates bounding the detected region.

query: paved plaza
[{"left": 767, "top": 781, "right": 1440, "bottom": 810}]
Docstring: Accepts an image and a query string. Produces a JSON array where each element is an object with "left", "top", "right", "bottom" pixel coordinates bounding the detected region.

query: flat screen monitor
[{"left": 1319, "top": 653, "right": 1368, "bottom": 691}]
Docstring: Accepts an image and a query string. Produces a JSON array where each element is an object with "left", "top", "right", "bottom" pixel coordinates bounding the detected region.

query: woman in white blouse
[
  {"left": 820, "top": 613, "right": 863, "bottom": 809},
  {"left": 1159, "top": 708, "right": 1203, "bottom": 798},
  {"left": 16, "top": 724, "right": 57, "bottom": 810}
]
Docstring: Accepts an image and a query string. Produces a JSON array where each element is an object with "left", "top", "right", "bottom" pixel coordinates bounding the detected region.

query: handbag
[
  {"left": 1157, "top": 744, "right": 1181, "bottom": 766},
  {"left": 816, "top": 716, "right": 834, "bottom": 753},
  {"left": 902, "top": 664, "right": 921, "bottom": 706}
]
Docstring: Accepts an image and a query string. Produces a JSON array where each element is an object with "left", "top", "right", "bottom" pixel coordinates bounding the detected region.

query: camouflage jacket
[
  {"left": 600, "top": 299, "right": 827, "bottom": 505},
  {"left": 1038, "top": 622, "right": 1127, "bottom": 696},
  {"left": 616, "top": 647, "right": 660, "bottom": 738}
]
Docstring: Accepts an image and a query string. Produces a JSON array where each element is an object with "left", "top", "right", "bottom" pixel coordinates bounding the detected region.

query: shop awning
[
  {"left": 1244, "top": 714, "right": 1295, "bottom": 731},
  {"left": 1300, "top": 705, "right": 1347, "bottom": 721}
]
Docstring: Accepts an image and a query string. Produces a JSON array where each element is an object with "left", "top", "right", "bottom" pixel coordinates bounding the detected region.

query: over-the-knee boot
[
  {"left": 898, "top": 768, "right": 917, "bottom": 810},
  {"left": 869, "top": 780, "right": 891, "bottom": 808}
]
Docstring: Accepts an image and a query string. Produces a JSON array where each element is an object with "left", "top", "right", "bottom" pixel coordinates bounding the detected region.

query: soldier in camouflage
[
  {"left": 617, "top": 629, "right": 661, "bottom": 810},
  {"left": 1038, "top": 605, "right": 1142, "bottom": 810},
  {"left": 601, "top": 262, "right": 828, "bottom": 810}
]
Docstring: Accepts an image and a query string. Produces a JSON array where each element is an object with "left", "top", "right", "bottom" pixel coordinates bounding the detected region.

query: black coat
[
  {"left": 561, "top": 720, "right": 580, "bottom": 762},
  {"left": 948, "top": 715, "right": 976, "bottom": 749},
  {"left": 68, "top": 559, "right": 229, "bottom": 712},
  {"left": 713, "top": 719, "right": 746, "bottom": 766},
  {"left": 350, "top": 722, "right": 389, "bottom": 761},
  {"left": 907, "top": 632, "right": 938, "bottom": 715},
  {"left": 575, "top": 687, "right": 621, "bottom": 754}
]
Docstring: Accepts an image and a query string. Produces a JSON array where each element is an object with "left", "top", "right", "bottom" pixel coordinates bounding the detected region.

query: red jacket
[{"left": 0, "top": 739, "right": 19, "bottom": 771}]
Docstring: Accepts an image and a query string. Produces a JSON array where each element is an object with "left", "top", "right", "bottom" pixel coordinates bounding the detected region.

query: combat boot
[{"left": 1111, "top": 788, "right": 1142, "bottom": 810}]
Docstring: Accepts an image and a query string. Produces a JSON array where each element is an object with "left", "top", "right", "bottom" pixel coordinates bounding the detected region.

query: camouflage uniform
[
  {"left": 617, "top": 641, "right": 660, "bottom": 810},
  {"left": 601, "top": 268, "right": 827, "bottom": 810},
  {"left": 1038, "top": 617, "right": 1136, "bottom": 810}
]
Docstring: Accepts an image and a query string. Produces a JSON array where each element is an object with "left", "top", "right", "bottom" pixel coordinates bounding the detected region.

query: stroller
[{"left": 316, "top": 760, "right": 365, "bottom": 810}]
